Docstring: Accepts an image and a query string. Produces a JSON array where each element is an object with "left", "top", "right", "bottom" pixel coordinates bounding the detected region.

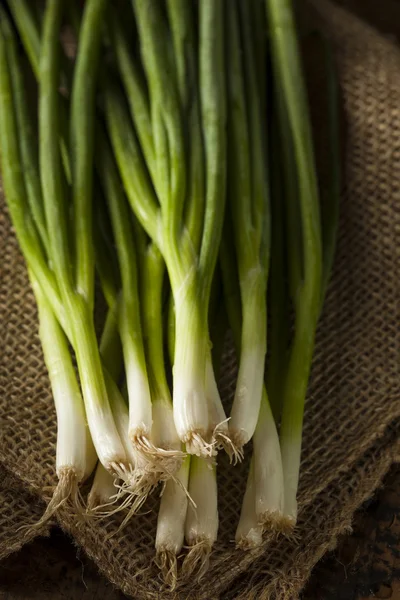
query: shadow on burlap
[{"left": 0, "top": 0, "right": 400, "bottom": 598}]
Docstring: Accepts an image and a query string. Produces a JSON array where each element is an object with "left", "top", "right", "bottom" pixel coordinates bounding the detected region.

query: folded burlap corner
[
  {"left": 0, "top": 466, "right": 50, "bottom": 562},
  {"left": 1, "top": 1, "right": 400, "bottom": 598}
]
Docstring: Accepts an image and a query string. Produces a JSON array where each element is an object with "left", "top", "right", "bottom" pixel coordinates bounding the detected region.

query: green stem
[
  {"left": 70, "top": 0, "right": 109, "bottom": 308},
  {"left": 266, "top": 0, "right": 323, "bottom": 522},
  {"left": 7, "top": 0, "right": 41, "bottom": 77},
  {"left": 103, "top": 80, "right": 161, "bottom": 245},
  {"left": 198, "top": 0, "right": 227, "bottom": 297},
  {"left": 166, "top": 0, "right": 205, "bottom": 257},
  {"left": 140, "top": 244, "right": 170, "bottom": 405},
  {"left": 39, "top": 0, "right": 124, "bottom": 471},
  {"left": 96, "top": 126, "right": 151, "bottom": 440},
  {"left": 2, "top": 12, "right": 48, "bottom": 253},
  {"left": 7, "top": 0, "right": 72, "bottom": 185},
  {"left": 133, "top": 0, "right": 186, "bottom": 249},
  {"left": 110, "top": 12, "right": 156, "bottom": 186},
  {"left": 0, "top": 10, "right": 65, "bottom": 330}
]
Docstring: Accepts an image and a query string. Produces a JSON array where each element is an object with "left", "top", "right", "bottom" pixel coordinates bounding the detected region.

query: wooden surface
[{"left": 0, "top": 465, "right": 399, "bottom": 599}]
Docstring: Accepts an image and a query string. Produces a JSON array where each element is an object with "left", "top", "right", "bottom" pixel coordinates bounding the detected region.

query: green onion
[
  {"left": 95, "top": 129, "right": 153, "bottom": 447},
  {"left": 38, "top": 0, "right": 125, "bottom": 474},
  {"left": 155, "top": 455, "right": 191, "bottom": 589},
  {"left": 226, "top": 0, "right": 271, "bottom": 453},
  {"left": 139, "top": 241, "right": 184, "bottom": 466},
  {"left": 0, "top": 0, "right": 339, "bottom": 564},
  {"left": 266, "top": 0, "right": 323, "bottom": 524},
  {"left": 166, "top": 273, "right": 233, "bottom": 457},
  {"left": 6, "top": 0, "right": 41, "bottom": 78},
  {"left": 183, "top": 456, "right": 218, "bottom": 580},
  {"left": 7, "top": 0, "right": 72, "bottom": 182},
  {"left": 0, "top": 9, "right": 98, "bottom": 518},
  {"left": 235, "top": 458, "right": 262, "bottom": 549},
  {"left": 106, "top": 0, "right": 229, "bottom": 457},
  {"left": 70, "top": 0, "right": 108, "bottom": 309},
  {"left": 32, "top": 271, "right": 97, "bottom": 517},
  {"left": 0, "top": 9, "right": 64, "bottom": 328},
  {"left": 95, "top": 123, "right": 184, "bottom": 475},
  {"left": 220, "top": 188, "right": 285, "bottom": 540}
]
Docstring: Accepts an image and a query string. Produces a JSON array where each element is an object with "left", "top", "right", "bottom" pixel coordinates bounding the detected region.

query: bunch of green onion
[{"left": 0, "top": 0, "right": 339, "bottom": 584}]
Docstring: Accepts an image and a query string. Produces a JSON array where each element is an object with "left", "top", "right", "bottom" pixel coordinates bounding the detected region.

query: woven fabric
[
  {"left": 0, "top": 466, "right": 51, "bottom": 561},
  {"left": 1, "top": 0, "right": 400, "bottom": 598}
]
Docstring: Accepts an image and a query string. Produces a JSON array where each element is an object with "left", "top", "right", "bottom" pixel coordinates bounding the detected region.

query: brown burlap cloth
[
  {"left": 0, "top": 467, "right": 51, "bottom": 562},
  {"left": 1, "top": 0, "right": 400, "bottom": 598}
]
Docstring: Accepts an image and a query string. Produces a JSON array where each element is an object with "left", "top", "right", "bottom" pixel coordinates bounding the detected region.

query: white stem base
[
  {"left": 253, "top": 393, "right": 284, "bottom": 527},
  {"left": 155, "top": 456, "right": 190, "bottom": 556},
  {"left": 173, "top": 298, "right": 211, "bottom": 457},
  {"left": 235, "top": 458, "right": 263, "bottom": 549},
  {"left": 127, "top": 361, "right": 153, "bottom": 441},
  {"left": 185, "top": 456, "right": 218, "bottom": 549},
  {"left": 280, "top": 432, "right": 302, "bottom": 526},
  {"left": 229, "top": 344, "right": 266, "bottom": 452}
]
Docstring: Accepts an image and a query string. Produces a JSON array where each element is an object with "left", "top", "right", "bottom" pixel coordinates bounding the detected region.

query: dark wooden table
[{"left": 1, "top": 465, "right": 399, "bottom": 599}]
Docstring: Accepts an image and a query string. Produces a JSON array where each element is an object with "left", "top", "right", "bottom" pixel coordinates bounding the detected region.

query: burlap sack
[
  {"left": 0, "top": 466, "right": 51, "bottom": 561},
  {"left": 1, "top": 0, "right": 400, "bottom": 598}
]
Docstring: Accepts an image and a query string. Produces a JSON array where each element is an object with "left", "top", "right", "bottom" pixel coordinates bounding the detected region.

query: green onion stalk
[
  {"left": 12, "top": 0, "right": 186, "bottom": 487},
  {"left": 138, "top": 239, "right": 185, "bottom": 470},
  {"left": 39, "top": 0, "right": 129, "bottom": 476},
  {"left": 155, "top": 269, "right": 227, "bottom": 584},
  {"left": 2, "top": 0, "right": 139, "bottom": 505},
  {"left": 155, "top": 455, "right": 191, "bottom": 590},
  {"left": 28, "top": 0, "right": 183, "bottom": 478},
  {"left": 165, "top": 0, "right": 232, "bottom": 456},
  {"left": 234, "top": 458, "right": 263, "bottom": 549},
  {"left": 266, "top": 0, "right": 323, "bottom": 525},
  {"left": 220, "top": 214, "right": 285, "bottom": 544},
  {"left": 105, "top": 0, "right": 230, "bottom": 458},
  {"left": 91, "top": 202, "right": 183, "bottom": 510},
  {"left": 265, "top": 112, "right": 290, "bottom": 426},
  {"left": 180, "top": 278, "right": 230, "bottom": 578},
  {"left": 95, "top": 127, "right": 184, "bottom": 476},
  {"left": 101, "top": 7, "right": 189, "bottom": 460},
  {"left": 182, "top": 455, "right": 218, "bottom": 581},
  {"left": 32, "top": 271, "right": 97, "bottom": 516},
  {"left": 86, "top": 307, "right": 168, "bottom": 518},
  {"left": 3, "top": 0, "right": 133, "bottom": 480},
  {"left": 226, "top": 0, "right": 271, "bottom": 455},
  {"left": 0, "top": 9, "right": 97, "bottom": 518},
  {"left": 95, "top": 114, "right": 185, "bottom": 469},
  {"left": 6, "top": 0, "right": 72, "bottom": 180},
  {"left": 166, "top": 274, "right": 233, "bottom": 458}
]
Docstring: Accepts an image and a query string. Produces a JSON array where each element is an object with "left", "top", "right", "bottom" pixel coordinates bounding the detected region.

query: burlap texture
[
  {"left": 1, "top": 0, "right": 400, "bottom": 597},
  {"left": 0, "top": 466, "right": 51, "bottom": 561}
]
